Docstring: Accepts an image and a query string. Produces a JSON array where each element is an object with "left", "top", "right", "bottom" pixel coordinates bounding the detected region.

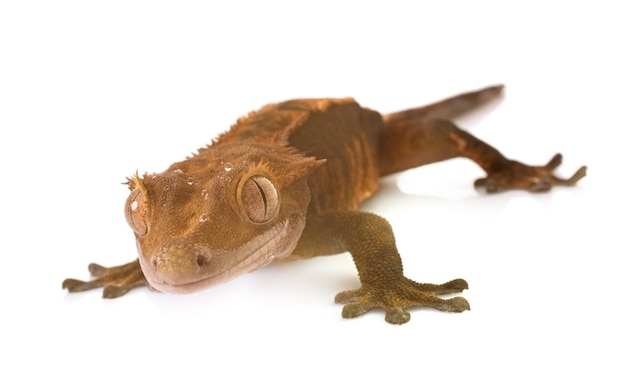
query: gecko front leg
[
  {"left": 291, "top": 211, "right": 469, "bottom": 324},
  {"left": 62, "top": 259, "right": 148, "bottom": 298}
]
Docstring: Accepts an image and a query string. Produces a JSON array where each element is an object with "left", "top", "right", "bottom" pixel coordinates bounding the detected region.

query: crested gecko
[{"left": 62, "top": 85, "right": 586, "bottom": 324}]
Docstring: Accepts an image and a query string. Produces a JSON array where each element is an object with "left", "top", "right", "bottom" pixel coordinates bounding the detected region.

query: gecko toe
[
  {"left": 102, "top": 285, "right": 131, "bottom": 299},
  {"left": 62, "top": 278, "right": 86, "bottom": 292},
  {"left": 335, "top": 289, "right": 363, "bottom": 304},
  {"left": 440, "top": 297, "right": 471, "bottom": 313},
  {"left": 88, "top": 263, "right": 108, "bottom": 276},
  {"left": 385, "top": 307, "right": 411, "bottom": 324},
  {"left": 341, "top": 302, "right": 373, "bottom": 319},
  {"left": 62, "top": 278, "right": 105, "bottom": 293},
  {"left": 431, "top": 278, "right": 469, "bottom": 295}
]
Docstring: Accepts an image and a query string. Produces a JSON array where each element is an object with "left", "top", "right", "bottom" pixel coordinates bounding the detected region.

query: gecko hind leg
[
  {"left": 380, "top": 115, "right": 586, "bottom": 192},
  {"left": 379, "top": 85, "right": 586, "bottom": 192},
  {"left": 62, "top": 259, "right": 148, "bottom": 298}
]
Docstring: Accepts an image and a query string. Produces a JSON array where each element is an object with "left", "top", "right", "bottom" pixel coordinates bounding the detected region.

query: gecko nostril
[{"left": 196, "top": 254, "right": 208, "bottom": 267}]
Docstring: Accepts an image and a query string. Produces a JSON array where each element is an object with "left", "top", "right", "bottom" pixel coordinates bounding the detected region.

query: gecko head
[{"left": 124, "top": 144, "right": 323, "bottom": 293}]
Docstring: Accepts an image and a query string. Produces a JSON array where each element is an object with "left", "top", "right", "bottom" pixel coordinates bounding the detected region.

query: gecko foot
[
  {"left": 62, "top": 259, "right": 148, "bottom": 298},
  {"left": 335, "top": 277, "right": 470, "bottom": 324},
  {"left": 474, "top": 154, "right": 587, "bottom": 193}
]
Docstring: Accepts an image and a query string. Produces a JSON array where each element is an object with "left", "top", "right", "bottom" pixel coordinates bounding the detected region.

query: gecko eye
[
  {"left": 125, "top": 188, "right": 149, "bottom": 235},
  {"left": 240, "top": 176, "right": 279, "bottom": 223}
]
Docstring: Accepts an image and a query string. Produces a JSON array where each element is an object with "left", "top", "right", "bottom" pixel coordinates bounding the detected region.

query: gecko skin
[{"left": 63, "top": 85, "right": 586, "bottom": 324}]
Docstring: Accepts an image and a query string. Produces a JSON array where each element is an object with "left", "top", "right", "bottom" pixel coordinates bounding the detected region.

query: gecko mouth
[{"left": 138, "top": 218, "right": 300, "bottom": 294}]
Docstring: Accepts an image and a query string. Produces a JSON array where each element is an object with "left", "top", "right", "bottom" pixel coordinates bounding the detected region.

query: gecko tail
[{"left": 383, "top": 84, "right": 504, "bottom": 123}]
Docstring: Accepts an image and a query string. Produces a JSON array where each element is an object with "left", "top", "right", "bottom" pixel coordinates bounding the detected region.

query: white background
[{"left": 1, "top": 1, "right": 624, "bottom": 379}]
